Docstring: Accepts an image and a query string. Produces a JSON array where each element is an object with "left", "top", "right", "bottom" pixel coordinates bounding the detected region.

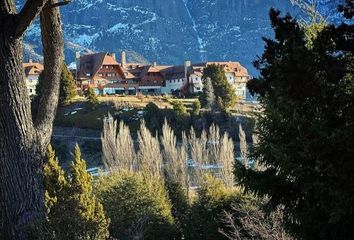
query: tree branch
[
  {"left": 34, "top": 0, "right": 64, "bottom": 151},
  {"left": 0, "top": 0, "right": 16, "bottom": 16},
  {"left": 46, "top": 0, "right": 71, "bottom": 9},
  {"left": 15, "top": 0, "right": 48, "bottom": 37}
]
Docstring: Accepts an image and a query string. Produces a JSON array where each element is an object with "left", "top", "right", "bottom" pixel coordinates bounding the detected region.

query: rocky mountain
[{"left": 21, "top": 0, "right": 344, "bottom": 74}]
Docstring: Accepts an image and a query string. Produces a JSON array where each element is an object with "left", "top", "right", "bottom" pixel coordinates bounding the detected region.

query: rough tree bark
[{"left": 0, "top": 0, "right": 64, "bottom": 239}]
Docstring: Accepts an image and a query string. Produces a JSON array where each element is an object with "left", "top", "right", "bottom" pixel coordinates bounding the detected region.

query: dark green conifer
[
  {"left": 202, "top": 64, "right": 236, "bottom": 109},
  {"left": 59, "top": 62, "right": 77, "bottom": 106},
  {"left": 43, "top": 145, "right": 109, "bottom": 239},
  {"left": 236, "top": 7, "right": 354, "bottom": 239}
]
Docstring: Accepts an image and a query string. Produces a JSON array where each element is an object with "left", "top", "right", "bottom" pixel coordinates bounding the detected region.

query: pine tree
[
  {"left": 202, "top": 65, "right": 236, "bottom": 109},
  {"left": 236, "top": 8, "right": 354, "bottom": 239},
  {"left": 44, "top": 145, "right": 67, "bottom": 217},
  {"left": 201, "top": 77, "right": 215, "bottom": 109},
  {"left": 85, "top": 87, "right": 99, "bottom": 108},
  {"left": 34, "top": 61, "right": 76, "bottom": 106},
  {"left": 43, "top": 145, "right": 109, "bottom": 239},
  {"left": 67, "top": 145, "right": 110, "bottom": 239},
  {"left": 59, "top": 62, "right": 77, "bottom": 106}
]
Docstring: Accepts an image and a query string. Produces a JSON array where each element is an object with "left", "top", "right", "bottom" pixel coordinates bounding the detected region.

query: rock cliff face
[{"left": 21, "top": 0, "right": 342, "bottom": 74}]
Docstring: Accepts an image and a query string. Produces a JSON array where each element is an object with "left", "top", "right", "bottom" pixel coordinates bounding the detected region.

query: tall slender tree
[
  {"left": 201, "top": 77, "right": 215, "bottom": 109},
  {"left": 59, "top": 62, "right": 77, "bottom": 106},
  {"left": 236, "top": 7, "right": 354, "bottom": 239},
  {"left": 202, "top": 64, "right": 236, "bottom": 109},
  {"left": 0, "top": 0, "right": 65, "bottom": 238}
]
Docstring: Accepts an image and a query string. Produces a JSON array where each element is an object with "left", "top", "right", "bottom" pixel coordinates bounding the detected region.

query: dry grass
[{"left": 99, "top": 95, "right": 172, "bottom": 109}]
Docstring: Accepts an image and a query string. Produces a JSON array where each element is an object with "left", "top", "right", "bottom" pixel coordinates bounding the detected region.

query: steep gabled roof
[
  {"left": 162, "top": 65, "right": 187, "bottom": 80},
  {"left": 192, "top": 61, "right": 249, "bottom": 77},
  {"left": 78, "top": 52, "right": 124, "bottom": 79}
]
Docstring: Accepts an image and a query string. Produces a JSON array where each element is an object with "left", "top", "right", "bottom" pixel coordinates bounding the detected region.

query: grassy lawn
[{"left": 55, "top": 96, "right": 258, "bottom": 130}]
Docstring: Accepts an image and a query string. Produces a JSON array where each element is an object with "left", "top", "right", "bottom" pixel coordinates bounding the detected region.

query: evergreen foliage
[
  {"left": 59, "top": 62, "right": 77, "bottom": 106},
  {"left": 144, "top": 102, "right": 161, "bottom": 132},
  {"left": 201, "top": 77, "right": 216, "bottom": 109},
  {"left": 339, "top": 0, "right": 354, "bottom": 19},
  {"left": 191, "top": 99, "right": 201, "bottom": 116},
  {"left": 202, "top": 64, "right": 236, "bottom": 109},
  {"left": 85, "top": 87, "right": 99, "bottom": 108},
  {"left": 164, "top": 181, "right": 190, "bottom": 239},
  {"left": 171, "top": 100, "right": 187, "bottom": 115},
  {"left": 43, "top": 145, "right": 109, "bottom": 239},
  {"left": 34, "top": 62, "right": 76, "bottom": 106},
  {"left": 95, "top": 171, "right": 176, "bottom": 240},
  {"left": 236, "top": 8, "right": 354, "bottom": 239},
  {"left": 186, "top": 176, "right": 241, "bottom": 240}
]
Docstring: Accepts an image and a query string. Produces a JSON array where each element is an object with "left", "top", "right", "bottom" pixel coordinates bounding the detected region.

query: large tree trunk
[
  {"left": 0, "top": 20, "right": 42, "bottom": 240},
  {"left": 0, "top": 1, "right": 64, "bottom": 239}
]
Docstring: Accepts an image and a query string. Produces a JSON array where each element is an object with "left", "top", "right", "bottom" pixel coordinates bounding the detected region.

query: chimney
[
  {"left": 75, "top": 52, "right": 80, "bottom": 73},
  {"left": 121, "top": 51, "right": 127, "bottom": 67},
  {"left": 111, "top": 53, "right": 116, "bottom": 60},
  {"left": 153, "top": 61, "right": 157, "bottom": 67},
  {"left": 184, "top": 61, "right": 191, "bottom": 78},
  {"left": 29, "top": 59, "right": 33, "bottom": 63}
]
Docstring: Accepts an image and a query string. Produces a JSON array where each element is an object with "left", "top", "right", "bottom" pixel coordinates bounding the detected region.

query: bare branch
[
  {"left": 0, "top": 0, "right": 16, "bottom": 15},
  {"left": 46, "top": 0, "right": 71, "bottom": 9},
  {"left": 34, "top": 0, "right": 64, "bottom": 150},
  {"left": 137, "top": 120, "right": 163, "bottom": 178},
  {"left": 220, "top": 203, "right": 293, "bottom": 240},
  {"left": 161, "top": 120, "right": 188, "bottom": 188},
  {"left": 15, "top": 0, "right": 48, "bottom": 37},
  {"left": 101, "top": 115, "right": 136, "bottom": 171}
]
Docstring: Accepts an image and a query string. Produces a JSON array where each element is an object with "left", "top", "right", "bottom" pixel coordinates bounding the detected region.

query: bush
[
  {"left": 186, "top": 175, "right": 242, "bottom": 240},
  {"left": 95, "top": 171, "right": 177, "bottom": 240},
  {"left": 85, "top": 87, "right": 99, "bottom": 108},
  {"left": 191, "top": 100, "right": 201, "bottom": 116},
  {"left": 171, "top": 100, "right": 187, "bottom": 115}
]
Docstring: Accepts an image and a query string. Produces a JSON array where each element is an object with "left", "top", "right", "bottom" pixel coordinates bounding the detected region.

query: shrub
[
  {"left": 186, "top": 175, "right": 241, "bottom": 240},
  {"left": 85, "top": 87, "right": 99, "bottom": 108},
  {"left": 95, "top": 171, "right": 177, "bottom": 240}
]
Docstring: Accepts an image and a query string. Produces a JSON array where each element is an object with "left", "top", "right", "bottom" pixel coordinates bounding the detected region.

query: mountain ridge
[{"left": 21, "top": 0, "right": 343, "bottom": 74}]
